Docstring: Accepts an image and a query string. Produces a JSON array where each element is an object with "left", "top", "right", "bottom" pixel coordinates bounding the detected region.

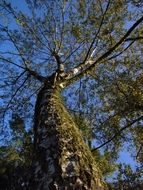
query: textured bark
[{"left": 30, "top": 85, "right": 107, "bottom": 190}]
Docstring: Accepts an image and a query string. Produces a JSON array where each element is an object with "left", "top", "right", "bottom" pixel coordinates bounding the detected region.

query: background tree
[
  {"left": 0, "top": 0, "right": 143, "bottom": 189},
  {"left": 0, "top": 114, "right": 32, "bottom": 189},
  {"left": 108, "top": 164, "right": 143, "bottom": 190}
]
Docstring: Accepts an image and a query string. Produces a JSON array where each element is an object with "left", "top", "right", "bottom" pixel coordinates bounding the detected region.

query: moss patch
[{"left": 51, "top": 90, "right": 107, "bottom": 189}]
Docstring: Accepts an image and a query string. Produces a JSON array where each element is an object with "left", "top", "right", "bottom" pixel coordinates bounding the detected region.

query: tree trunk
[{"left": 29, "top": 85, "right": 107, "bottom": 190}]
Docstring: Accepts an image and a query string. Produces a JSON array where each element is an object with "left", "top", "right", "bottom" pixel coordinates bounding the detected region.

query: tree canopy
[{"left": 0, "top": 0, "right": 143, "bottom": 188}]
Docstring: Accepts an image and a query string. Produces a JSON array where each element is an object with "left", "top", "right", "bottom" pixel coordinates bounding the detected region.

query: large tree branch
[
  {"left": 91, "top": 115, "right": 143, "bottom": 151},
  {"left": 57, "top": 2, "right": 65, "bottom": 54},
  {"left": 0, "top": 56, "right": 46, "bottom": 82},
  {"left": 0, "top": 56, "right": 25, "bottom": 69},
  {"left": 82, "top": 0, "right": 110, "bottom": 65},
  {"left": 125, "top": 36, "right": 143, "bottom": 41},
  {"left": 108, "top": 40, "right": 135, "bottom": 60},
  {"left": 65, "top": 16, "right": 143, "bottom": 85}
]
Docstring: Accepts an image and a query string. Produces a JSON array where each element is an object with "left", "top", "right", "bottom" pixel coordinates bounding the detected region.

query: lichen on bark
[{"left": 30, "top": 85, "right": 107, "bottom": 190}]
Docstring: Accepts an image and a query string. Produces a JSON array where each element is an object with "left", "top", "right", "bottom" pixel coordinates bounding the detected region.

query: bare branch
[
  {"left": 82, "top": 0, "right": 110, "bottom": 65},
  {"left": 0, "top": 56, "right": 46, "bottom": 82},
  {"left": 90, "top": 16, "right": 143, "bottom": 65},
  {"left": 63, "top": 40, "right": 85, "bottom": 63},
  {"left": 125, "top": 36, "right": 143, "bottom": 41},
  {"left": 0, "top": 56, "right": 25, "bottom": 69},
  {"left": 57, "top": 2, "right": 65, "bottom": 53},
  {"left": 6, "top": 29, "right": 28, "bottom": 68},
  {"left": 0, "top": 27, "right": 48, "bottom": 83},
  {"left": 65, "top": 15, "right": 143, "bottom": 85},
  {"left": 0, "top": 50, "right": 25, "bottom": 56},
  {"left": 2, "top": 2, "right": 52, "bottom": 52},
  {"left": 108, "top": 40, "right": 135, "bottom": 60},
  {"left": 136, "top": 145, "right": 143, "bottom": 160},
  {"left": 92, "top": 115, "right": 143, "bottom": 151},
  {"left": 52, "top": 51, "right": 62, "bottom": 68},
  {"left": 2, "top": 75, "right": 29, "bottom": 125},
  {"left": 26, "top": 68, "right": 46, "bottom": 82}
]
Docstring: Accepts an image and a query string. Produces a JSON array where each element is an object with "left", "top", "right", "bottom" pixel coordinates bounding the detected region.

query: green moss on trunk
[{"left": 30, "top": 86, "right": 107, "bottom": 189}]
